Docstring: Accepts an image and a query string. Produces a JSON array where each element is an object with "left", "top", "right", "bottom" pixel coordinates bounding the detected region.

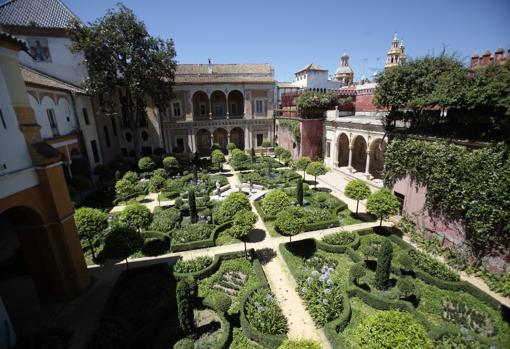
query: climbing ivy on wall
[
  {"left": 279, "top": 119, "right": 301, "bottom": 145},
  {"left": 384, "top": 138, "right": 510, "bottom": 260}
]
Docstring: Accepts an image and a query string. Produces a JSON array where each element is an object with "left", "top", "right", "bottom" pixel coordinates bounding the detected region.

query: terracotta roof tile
[{"left": 0, "top": 0, "right": 78, "bottom": 29}]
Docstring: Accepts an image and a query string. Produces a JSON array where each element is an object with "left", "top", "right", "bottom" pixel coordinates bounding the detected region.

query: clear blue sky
[{"left": 65, "top": 0, "right": 510, "bottom": 82}]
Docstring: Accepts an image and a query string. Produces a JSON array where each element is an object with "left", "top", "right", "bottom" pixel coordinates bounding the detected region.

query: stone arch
[
  {"left": 230, "top": 127, "right": 245, "bottom": 150},
  {"left": 227, "top": 90, "right": 244, "bottom": 117},
  {"left": 210, "top": 90, "right": 227, "bottom": 118},
  {"left": 336, "top": 133, "right": 349, "bottom": 167},
  {"left": 213, "top": 128, "right": 228, "bottom": 152},
  {"left": 351, "top": 135, "right": 367, "bottom": 173},
  {"left": 196, "top": 129, "right": 211, "bottom": 155},
  {"left": 192, "top": 91, "right": 209, "bottom": 118},
  {"left": 369, "top": 138, "right": 386, "bottom": 179}
]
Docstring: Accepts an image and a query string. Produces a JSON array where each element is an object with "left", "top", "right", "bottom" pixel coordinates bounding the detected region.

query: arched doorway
[
  {"left": 213, "top": 128, "right": 228, "bottom": 152},
  {"left": 336, "top": 133, "right": 349, "bottom": 167},
  {"left": 369, "top": 138, "right": 386, "bottom": 179},
  {"left": 227, "top": 90, "right": 244, "bottom": 118},
  {"left": 196, "top": 129, "right": 211, "bottom": 155},
  {"left": 352, "top": 136, "right": 367, "bottom": 173},
  {"left": 230, "top": 127, "right": 245, "bottom": 150},
  {"left": 192, "top": 91, "right": 209, "bottom": 118},
  {"left": 210, "top": 91, "right": 226, "bottom": 118}
]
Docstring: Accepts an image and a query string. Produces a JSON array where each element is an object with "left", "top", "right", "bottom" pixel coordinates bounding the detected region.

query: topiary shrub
[
  {"left": 277, "top": 339, "right": 322, "bottom": 349},
  {"left": 188, "top": 189, "right": 197, "bottom": 224},
  {"left": 74, "top": 207, "right": 108, "bottom": 260},
  {"left": 262, "top": 189, "right": 291, "bottom": 217},
  {"left": 138, "top": 156, "right": 156, "bottom": 172},
  {"left": 118, "top": 203, "right": 152, "bottom": 231},
  {"left": 122, "top": 171, "right": 139, "bottom": 184},
  {"left": 350, "top": 263, "right": 367, "bottom": 285},
  {"left": 366, "top": 188, "right": 400, "bottom": 226},
  {"left": 211, "top": 149, "right": 226, "bottom": 170},
  {"left": 275, "top": 207, "right": 305, "bottom": 241},
  {"left": 173, "top": 337, "right": 194, "bottom": 349},
  {"left": 397, "top": 252, "right": 414, "bottom": 272},
  {"left": 344, "top": 179, "right": 371, "bottom": 213},
  {"left": 204, "top": 292, "right": 232, "bottom": 314},
  {"left": 397, "top": 277, "right": 417, "bottom": 300},
  {"left": 103, "top": 225, "right": 143, "bottom": 262},
  {"left": 176, "top": 278, "right": 196, "bottom": 336},
  {"left": 163, "top": 156, "right": 180, "bottom": 174},
  {"left": 149, "top": 207, "right": 180, "bottom": 233},
  {"left": 215, "top": 192, "right": 251, "bottom": 224},
  {"left": 226, "top": 142, "right": 237, "bottom": 153},
  {"left": 153, "top": 168, "right": 167, "bottom": 178},
  {"left": 115, "top": 178, "right": 136, "bottom": 197},
  {"left": 148, "top": 174, "right": 165, "bottom": 193},
  {"left": 375, "top": 239, "right": 393, "bottom": 290},
  {"left": 354, "top": 310, "right": 433, "bottom": 349},
  {"left": 296, "top": 178, "right": 304, "bottom": 206},
  {"left": 173, "top": 256, "right": 213, "bottom": 274}
]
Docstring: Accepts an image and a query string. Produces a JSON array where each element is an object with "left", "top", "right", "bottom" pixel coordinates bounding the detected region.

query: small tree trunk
[
  {"left": 380, "top": 216, "right": 383, "bottom": 226},
  {"left": 125, "top": 257, "right": 130, "bottom": 269},
  {"left": 303, "top": 170, "right": 306, "bottom": 181},
  {"left": 244, "top": 241, "right": 248, "bottom": 259},
  {"left": 87, "top": 237, "right": 96, "bottom": 260},
  {"left": 289, "top": 235, "right": 292, "bottom": 242},
  {"left": 356, "top": 201, "right": 359, "bottom": 214}
]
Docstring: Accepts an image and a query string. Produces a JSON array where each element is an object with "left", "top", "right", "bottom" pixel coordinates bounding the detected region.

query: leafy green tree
[
  {"left": 344, "top": 179, "right": 371, "bottom": 213},
  {"left": 274, "top": 145, "right": 285, "bottom": 160},
  {"left": 366, "top": 188, "right": 400, "bottom": 226},
  {"left": 103, "top": 225, "right": 143, "bottom": 268},
  {"left": 153, "top": 168, "right": 167, "bottom": 179},
  {"left": 215, "top": 192, "right": 251, "bottom": 224},
  {"left": 188, "top": 189, "right": 197, "bottom": 224},
  {"left": 230, "top": 210, "right": 257, "bottom": 258},
  {"left": 261, "top": 140, "right": 272, "bottom": 155},
  {"left": 397, "top": 252, "right": 414, "bottom": 272},
  {"left": 211, "top": 149, "right": 226, "bottom": 170},
  {"left": 74, "top": 207, "right": 108, "bottom": 259},
  {"left": 354, "top": 310, "right": 433, "bottom": 349},
  {"left": 350, "top": 263, "right": 366, "bottom": 285},
  {"left": 163, "top": 156, "right": 180, "bottom": 175},
  {"left": 149, "top": 207, "right": 180, "bottom": 233},
  {"left": 295, "top": 156, "right": 312, "bottom": 180},
  {"left": 294, "top": 91, "right": 342, "bottom": 117},
  {"left": 278, "top": 339, "right": 322, "bottom": 349},
  {"left": 296, "top": 178, "right": 304, "bottom": 206},
  {"left": 306, "top": 161, "right": 328, "bottom": 189},
  {"left": 176, "top": 278, "right": 196, "bottom": 336},
  {"left": 280, "top": 148, "right": 291, "bottom": 164},
  {"left": 375, "top": 239, "right": 393, "bottom": 290},
  {"left": 138, "top": 156, "right": 156, "bottom": 172},
  {"left": 115, "top": 178, "right": 136, "bottom": 197},
  {"left": 68, "top": 4, "right": 176, "bottom": 158},
  {"left": 118, "top": 203, "right": 152, "bottom": 231},
  {"left": 148, "top": 174, "right": 165, "bottom": 193},
  {"left": 122, "top": 171, "right": 139, "bottom": 183},
  {"left": 262, "top": 189, "right": 291, "bottom": 216},
  {"left": 226, "top": 142, "right": 237, "bottom": 153},
  {"left": 230, "top": 148, "right": 250, "bottom": 169},
  {"left": 275, "top": 207, "right": 305, "bottom": 241}
]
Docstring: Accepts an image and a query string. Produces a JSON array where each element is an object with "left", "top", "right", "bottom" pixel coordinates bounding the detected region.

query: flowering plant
[{"left": 245, "top": 288, "right": 287, "bottom": 335}]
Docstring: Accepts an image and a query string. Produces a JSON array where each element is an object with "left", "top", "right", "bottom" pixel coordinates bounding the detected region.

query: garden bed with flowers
[{"left": 279, "top": 228, "right": 510, "bottom": 349}]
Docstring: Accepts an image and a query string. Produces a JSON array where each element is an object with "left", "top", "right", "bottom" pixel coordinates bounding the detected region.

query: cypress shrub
[
  {"left": 296, "top": 178, "right": 304, "bottom": 206},
  {"left": 176, "top": 278, "right": 195, "bottom": 335},
  {"left": 375, "top": 239, "right": 393, "bottom": 290},
  {"left": 188, "top": 190, "right": 197, "bottom": 224}
]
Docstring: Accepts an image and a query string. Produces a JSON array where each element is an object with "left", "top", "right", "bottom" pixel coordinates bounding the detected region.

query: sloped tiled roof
[
  {"left": 175, "top": 64, "right": 275, "bottom": 84},
  {"left": 295, "top": 63, "right": 328, "bottom": 74},
  {"left": 21, "top": 64, "right": 86, "bottom": 94},
  {"left": 0, "top": 0, "right": 79, "bottom": 29},
  {"left": 0, "top": 30, "right": 26, "bottom": 49}
]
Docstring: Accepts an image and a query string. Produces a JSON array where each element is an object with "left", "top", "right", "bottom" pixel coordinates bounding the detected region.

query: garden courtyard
[{"left": 16, "top": 148, "right": 510, "bottom": 349}]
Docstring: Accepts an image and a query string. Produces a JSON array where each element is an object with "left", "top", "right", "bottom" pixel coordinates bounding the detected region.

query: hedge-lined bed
[
  {"left": 238, "top": 168, "right": 300, "bottom": 189},
  {"left": 279, "top": 227, "right": 510, "bottom": 349}
]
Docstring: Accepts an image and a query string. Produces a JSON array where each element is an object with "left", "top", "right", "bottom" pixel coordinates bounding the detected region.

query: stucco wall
[
  {"left": 276, "top": 119, "right": 300, "bottom": 159},
  {"left": 300, "top": 119, "right": 323, "bottom": 159}
]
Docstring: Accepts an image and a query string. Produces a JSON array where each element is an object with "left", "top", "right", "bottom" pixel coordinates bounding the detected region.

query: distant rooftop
[
  {"left": 295, "top": 63, "right": 328, "bottom": 74},
  {"left": 0, "top": 0, "right": 78, "bottom": 29},
  {"left": 21, "top": 64, "right": 86, "bottom": 94},
  {"left": 175, "top": 64, "right": 275, "bottom": 84}
]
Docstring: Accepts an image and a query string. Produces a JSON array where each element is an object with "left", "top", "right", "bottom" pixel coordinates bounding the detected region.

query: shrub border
[{"left": 170, "top": 221, "right": 232, "bottom": 252}]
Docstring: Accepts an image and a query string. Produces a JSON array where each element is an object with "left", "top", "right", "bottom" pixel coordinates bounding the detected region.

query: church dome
[{"left": 335, "top": 66, "right": 353, "bottom": 74}]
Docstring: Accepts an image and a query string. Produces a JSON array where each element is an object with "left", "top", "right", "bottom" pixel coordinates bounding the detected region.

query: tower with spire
[
  {"left": 334, "top": 52, "right": 354, "bottom": 85},
  {"left": 384, "top": 33, "right": 406, "bottom": 69}
]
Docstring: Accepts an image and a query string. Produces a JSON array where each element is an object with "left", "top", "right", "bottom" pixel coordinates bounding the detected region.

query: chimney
[
  {"left": 470, "top": 53, "right": 479, "bottom": 68},
  {"left": 494, "top": 48, "right": 504, "bottom": 62},
  {"left": 480, "top": 50, "right": 491, "bottom": 67}
]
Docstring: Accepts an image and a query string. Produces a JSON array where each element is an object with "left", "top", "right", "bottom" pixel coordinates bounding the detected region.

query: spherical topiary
[
  {"left": 115, "top": 178, "right": 136, "bottom": 197},
  {"left": 226, "top": 142, "right": 237, "bottom": 152},
  {"left": 118, "top": 203, "right": 152, "bottom": 230},
  {"left": 163, "top": 156, "right": 180, "bottom": 174},
  {"left": 262, "top": 189, "right": 291, "bottom": 217},
  {"left": 148, "top": 174, "right": 166, "bottom": 193},
  {"left": 173, "top": 338, "right": 194, "bottom": 349},
  {"left": 103, "top": 225, "right": 143, "bottom": 260},
  {"left": 344, "top": 179, "right": 371, "bottom": 213},
  {"left": 138, "top": 156, "right": 156, "bottom": 172},
  {"left": 350, "top": 263, "right": 367, "bottom": 284},
  {"left": 75, "top": 207, "right": 108, "bottom": 259},
  {"left": 214, "top": 192, "right": 251, "bottom": 224},
  {"left": 354, "top": 310, "right": 433, "bottom": 349},
  {"left": 122, "top": 171, "right": 139, "bottom": 183},
  {"left": 278, "top": 339, "right": 322, "bottom": 349},
  {"left": 275, "top": 206, "right": 305, "bottom": 241},
  {"left": 153, "top": 168, "right": 167, "bottom": 178}
]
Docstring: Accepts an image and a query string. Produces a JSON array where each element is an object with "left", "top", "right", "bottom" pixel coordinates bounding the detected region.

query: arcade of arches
[
  {"left": 196, "top": 127, "right": 245, "bottom": 155},
  {"left": 192, "top": 90, "right": 244, "bottom": 119},
  {"left": 335, "top": 133, "right": 385, "bottom": 179}
]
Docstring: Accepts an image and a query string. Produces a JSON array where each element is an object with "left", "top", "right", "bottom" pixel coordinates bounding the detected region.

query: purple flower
[
  {"left": 326, "top": 279, "right": 333, "bottom": 285},
  {"left": 319, "top": 273, "right": 329, "bottom": 282},
  {"left": 306, "top": 277, "right": 313, "bottom": 283},
  {"left": 311, "top": 270, "right": 319, "bottom": 276},
  {"left": 257, "top": 305, "right": 265, "bottom": 312},
  {"left": 266, "top": 293, "right": 273, "bottom": 301}
]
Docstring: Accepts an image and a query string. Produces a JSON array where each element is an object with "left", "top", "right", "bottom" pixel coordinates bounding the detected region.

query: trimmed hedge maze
[{"left": 279, "top": 227, "right": 510, "bottom": 349}]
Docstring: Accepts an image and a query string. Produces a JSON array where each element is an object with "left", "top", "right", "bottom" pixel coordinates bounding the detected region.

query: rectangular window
[
  {"left": 214, "top": 104, "right": 224, "bottom": 116},
  {"left": 199, "top": 103, "right": 207, "bottom": 116},
  {"left": 82, "top": 108, "right": 90, "bottom": 125},
  {"left": 0, "top": 109, "right": 6, "bottom": 129},
  {"left": 255, "top": 100, "right": 264, "bottom": 115},
  {"left": 103, "top": 126, "right": 111, "bottom": 147},
  {"left": 111, "top": 116, "right": 117, "bottom": 136},
  {"left": 173, "top": 102, "right": 181, "bottom": 117},
  {"left": 46, "top": 109, "right": 59, "bottom": 137},
  {"left": 90, "top": 140, "right": 100, "bottom": 163},
  {"left": 256, "top": 134, "right": 263, "bottom": 147},
  {"left": 326, "top": 142, "right": 331, "bottom": 157}
]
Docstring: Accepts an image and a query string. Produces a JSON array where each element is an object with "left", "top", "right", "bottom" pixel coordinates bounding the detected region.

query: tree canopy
[
  {"left": 68, "top": 4, "right": 177, "bottom": 156},
  {"left": 344, "top": 179, "right": 371, "bottom": 213},
  {"left": 366, "top": 188, "right": 400, "bottom": 225}
]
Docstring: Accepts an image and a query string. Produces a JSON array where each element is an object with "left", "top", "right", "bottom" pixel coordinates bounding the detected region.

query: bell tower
[{"left": 385, "top": 33, "right": 406, "bottom": 69}]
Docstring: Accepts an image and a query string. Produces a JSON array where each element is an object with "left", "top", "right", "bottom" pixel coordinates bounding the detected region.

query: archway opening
[
  {"left": 213, "top": 128, "right": 228, "bottom": 153},
  {"left": 369, "top": 138, "right": 386, "bottom": 179},
  {"left": 336, "top": 133, "right": 349, "bottom": 167},
  {"left": 227, "top": 90, "right": 244, "bottom": 118},
  {"left": 230, "top": 127, "right": 245, "bottom": 150},
  {"left": 192, "top": 91, "right": 209, "bottom": 119},
  {"left": 210, "top": 91, "right": 226, "bottom": 118},
  {"left": 352, "top": 136, "right": 367, "bottom": 173},
  {"left": 196, "top": 129, "right": 211, "bottom": 155}
]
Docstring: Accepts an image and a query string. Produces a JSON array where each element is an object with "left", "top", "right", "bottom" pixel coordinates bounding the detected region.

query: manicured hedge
[
  {"left": 323, "top": 293, "right": 352, "bottom": 347},
  {"left": 113, "top": 190, "right": 148, "bottom": 205},
  {"left": 172, "top": 249, "right": 248, "bottom": 280},
  {"left": 170, "top": 221, "right": 232, "bottom": 252},
  {"left": 140, "top": 230, "right": 170, "bottom": 256},
  {"left": 239, "top": 284, "right": 287, "bottom": 348}
]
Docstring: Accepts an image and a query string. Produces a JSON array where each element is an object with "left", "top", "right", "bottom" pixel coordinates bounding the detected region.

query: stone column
[
  {"left": 347, "top": 144, "right": 354, "bottom": 173},
  {"left": 227, "top": 130, "right": 231, "bottom": 143},
  {"left": 332, "top": 141, "right": 339, "bottom": 167},
  {"left": 209, "top": 97, "right": 212, "bottom": 120},
  {"left": 364, "top": 149, "right": 372, "bottom": 179}
]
